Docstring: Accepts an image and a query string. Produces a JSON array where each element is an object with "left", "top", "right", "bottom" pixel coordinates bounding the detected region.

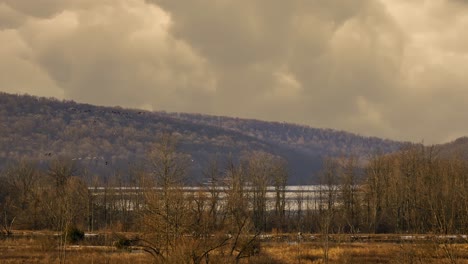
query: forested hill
[
  {"left": 0, "top": 92, "right": 404, "bottom": 184},
  {"left": 436, "top": 136, "right": 468, "bottom": 159},
  {"left": 163, "top": 112, "right": 402, "bottom": 158}
]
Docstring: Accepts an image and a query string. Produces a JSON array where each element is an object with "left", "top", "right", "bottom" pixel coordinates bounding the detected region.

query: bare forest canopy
[{"left": 0, "top": 92, "right": 409, "bottom": 184}]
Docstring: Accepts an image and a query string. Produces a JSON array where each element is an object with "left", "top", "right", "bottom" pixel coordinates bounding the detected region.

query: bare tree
[
  {"left": 363, "top": 153, "right": 393, "bottom": 233},
  {"left": 203, "top": 157, "right": 223, "bottom": 230},
  {"left": 0, "top": 160, "right": 46, "bottom": 230},
  {"left": 141, "top": 133, "right": 190, "bottom": 261},
  {"left": 224, "top": 158, "right": 260, "bottom": 263},
  {"left": 42, "top": 157, "right": 88, "bottom": 263},
  {"left": 337, "top": 155, "right": 362, "bottom": 233},
  {"left": 318, "top": 158, "right": 340, "bottom": 264},
  {"left": 272, "top": 159, "right": 288, "bottom": 233}
]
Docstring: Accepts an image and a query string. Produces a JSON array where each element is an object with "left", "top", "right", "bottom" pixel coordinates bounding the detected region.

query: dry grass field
[
  {"left": 261, "top": 241, "right": 468, "bottom": 264},
  {"left": 0, "top": 237, "right": 151, "bottom": 264},
  {"left": 1, "top": 233, "right": 467, "bottom": 264}
]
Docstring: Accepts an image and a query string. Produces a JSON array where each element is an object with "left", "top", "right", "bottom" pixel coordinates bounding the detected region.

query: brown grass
[
  {"left": 260, "top": 241, "right": 468, "bottom": 264},
  {"left": 0, "top": 237, "right": 151, "bottom": 264},
  {"left": 1, "top": 234, "right": 467, "bottom": 264}
]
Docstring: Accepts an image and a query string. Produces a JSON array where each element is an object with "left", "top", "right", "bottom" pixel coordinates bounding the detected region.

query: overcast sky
[{"left": 1, "top": 0, "right": 467, "bottom": 144}]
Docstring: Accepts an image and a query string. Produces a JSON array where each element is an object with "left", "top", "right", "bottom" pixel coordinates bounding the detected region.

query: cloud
[
  {"left": 149, "top": 0, "right": 405, "bottom": 135},
  {"left": 1, "top": 0, "right": 216, "bottom": 113},
  {"left": 0, "top": 24, "right": 63, "bottom": 97},
  {"left": 0, "top": 0, "right": 109, "bottom": 19},
  {"left": 0, "top": 3, "right": 27, "bottom": 29},
  {"left": 0, "top": 0, "right": 467, "bottom": 143}
]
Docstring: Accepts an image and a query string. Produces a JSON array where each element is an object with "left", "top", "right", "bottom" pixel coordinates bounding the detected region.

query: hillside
[
  {"left": 0, "top": 92, "right": 404, "bottom": 184},
  {"left": 163, "top": 112, "right": 402, "bottom": 158},
  {"left": 435, "top": 136, "right": 468, "bottom": 159}
]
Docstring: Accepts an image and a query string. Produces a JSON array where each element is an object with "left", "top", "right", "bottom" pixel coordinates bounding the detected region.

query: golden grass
[
  {"left": 0, "top": 237, "right": 152, "bottom": 264},
  {"left": 1, "top": 234, "right": 467, "bottom": 264},
  {"left": 261, "top": 241, "right": 468, "bottom": 264}
]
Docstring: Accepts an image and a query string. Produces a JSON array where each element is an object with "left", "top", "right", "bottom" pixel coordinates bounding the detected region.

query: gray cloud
[
  {"left": 0, "top": 0, "right": 467, "bottom": 143},
  {"left": 3, "top": 0, "right": 216, "bottom": 113},
  {"left": 0, "top": 3, "right": 27, "bottom": 29},
  {"left": 1, "top": 0, "right": 67, "bottom": 18},
  {"left": 150, "top": 0, "right": 405, "bottom": 136}
]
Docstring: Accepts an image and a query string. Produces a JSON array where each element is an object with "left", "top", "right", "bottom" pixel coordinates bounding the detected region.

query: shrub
[
  {"left": 114, "top": 237, "right": 132, "bottom": 249},
  {"left": 66, "top": 226, "right": 84, "bottom": 244}
]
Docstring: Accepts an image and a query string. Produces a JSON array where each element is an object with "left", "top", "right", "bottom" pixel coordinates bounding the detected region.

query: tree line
[{"left": 0, "top": 135, "right": 467, "bottom": 263}]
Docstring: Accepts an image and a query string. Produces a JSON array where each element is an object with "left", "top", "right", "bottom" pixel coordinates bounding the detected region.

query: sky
[{"left": 1, "top": 0, "right": 467, "bottom": 144}]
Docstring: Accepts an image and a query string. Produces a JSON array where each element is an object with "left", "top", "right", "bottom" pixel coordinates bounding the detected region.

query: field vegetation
[{"left": 1, "top": 232, "right": 467, "bottom": 263}]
